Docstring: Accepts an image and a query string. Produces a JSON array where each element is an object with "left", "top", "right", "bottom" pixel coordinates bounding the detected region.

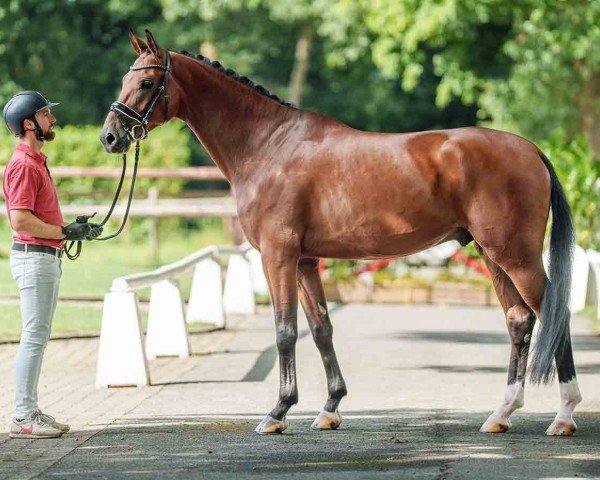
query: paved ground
[{"left": 1, "top": 303, "right": 599, "bottom": 479}]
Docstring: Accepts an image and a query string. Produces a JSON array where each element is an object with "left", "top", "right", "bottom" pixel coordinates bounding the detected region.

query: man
[{"left": 2, "top": 91, "right": 103, "bottom": 438}]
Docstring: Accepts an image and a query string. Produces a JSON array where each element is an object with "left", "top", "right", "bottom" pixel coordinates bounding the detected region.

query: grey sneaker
[
  {"left": 9, "top": 413, "right": 63, "bottom": 439},
  {"left": 34, "top": 410, "right": 70, "bottom": 434}
]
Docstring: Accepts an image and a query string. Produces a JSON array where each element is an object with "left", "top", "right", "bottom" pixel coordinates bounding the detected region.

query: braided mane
[{"left": 179, "top": 50, "right": 295, "bottom": 108}]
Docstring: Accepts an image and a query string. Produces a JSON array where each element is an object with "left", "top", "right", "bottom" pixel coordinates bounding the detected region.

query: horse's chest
[{"left": 234, "top": 178, "right": 304, "bottom": 247}]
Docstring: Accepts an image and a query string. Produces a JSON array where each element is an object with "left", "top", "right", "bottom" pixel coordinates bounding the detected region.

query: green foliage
[
  {"left": 322, "top": 258, "right": 356, "bottom": 282},
  {"left": 329, "top": 0, "right": 600, "bottom": 147},
  {"left": 0, "top": 0, "right": 162, "bottom": 125},
  {"left": 0, "top": 121, "right": 191, "bottom": 201},
  {"left": 540, "top": 133, "right": 600, "bottom": 250},
  {"left": 161, "top": 0, "right": 476, "bottom": 132},
  {"left": 0, "top": 219, "right": 230, "bottom": 299}
]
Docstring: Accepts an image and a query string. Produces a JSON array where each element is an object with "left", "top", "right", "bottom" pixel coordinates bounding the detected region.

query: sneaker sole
[{"left": 9, "top": 432, "right": 63, "bottom": 439}]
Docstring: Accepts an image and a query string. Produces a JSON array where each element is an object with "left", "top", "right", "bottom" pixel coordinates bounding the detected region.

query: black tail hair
[{"left": 529, "top": 152, "right": 575, "bottom": 384}]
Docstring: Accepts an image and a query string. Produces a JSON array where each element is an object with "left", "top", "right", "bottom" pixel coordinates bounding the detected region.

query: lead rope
[{"left": 64, "top": 140, "right": 141, "bottom": 260}]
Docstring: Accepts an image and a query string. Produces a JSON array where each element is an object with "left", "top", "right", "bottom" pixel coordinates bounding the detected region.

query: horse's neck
[{"left": 173, "top": 55, "right": 292, "bottom": 183}]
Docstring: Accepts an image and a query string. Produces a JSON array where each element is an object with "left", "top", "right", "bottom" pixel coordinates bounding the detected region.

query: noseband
[{"left": 110, "top": 50, "right": 171, "bottom": 141}]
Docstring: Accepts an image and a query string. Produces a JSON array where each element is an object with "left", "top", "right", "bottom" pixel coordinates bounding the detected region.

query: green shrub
[
  {"left": 0, "top": 120, "right": 191, "bottom": 201},
  {"left": 540, "top": 133, "right": 600, "bottom": 251}
]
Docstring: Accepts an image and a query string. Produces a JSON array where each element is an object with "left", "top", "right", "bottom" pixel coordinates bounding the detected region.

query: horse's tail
[{"left": 529, "top": 151, "right": 575, "bottom": 384}]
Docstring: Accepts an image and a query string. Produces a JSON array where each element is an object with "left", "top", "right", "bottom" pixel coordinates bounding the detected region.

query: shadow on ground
[
  {"left": 394, "top": 331, "right": 600, "bottom": 351},
  {"left": 3, "top": 409, "right": 599, "bottom": 479}
]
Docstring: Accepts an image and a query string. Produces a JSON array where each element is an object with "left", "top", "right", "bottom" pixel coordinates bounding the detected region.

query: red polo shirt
[{"left": 3, "top": 143, "right": 64, "bottom": 248}]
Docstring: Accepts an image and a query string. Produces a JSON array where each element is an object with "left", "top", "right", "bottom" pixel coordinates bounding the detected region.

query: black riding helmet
[{"left": 2, "top": 91, "right": 59, "bottom": 136}]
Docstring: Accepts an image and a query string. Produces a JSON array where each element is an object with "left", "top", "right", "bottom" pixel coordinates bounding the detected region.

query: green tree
[
  {"left": 329, "top": 0, "right": 600, "bottom": 160},
  {"left": 160, "top": 0, "right": 476, "bottom": 132},
  {"left": 0, "top": 0, "right": 161, "bottom": 125}
]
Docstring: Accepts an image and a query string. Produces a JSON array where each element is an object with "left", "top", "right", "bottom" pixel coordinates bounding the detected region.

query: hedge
[{"left": 0, "top": 120, "right": 191, "bottom": 202}]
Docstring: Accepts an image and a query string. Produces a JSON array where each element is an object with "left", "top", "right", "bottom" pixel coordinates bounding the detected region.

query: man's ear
[
  {"left": 145, "top": 29, "right": 161, "bottom": 57},
  {"left": 129, "top": 29, "right": 148, "bottom": 56},
  {"left": 22, "top": 118, "right": 35, "bottom": 132}
]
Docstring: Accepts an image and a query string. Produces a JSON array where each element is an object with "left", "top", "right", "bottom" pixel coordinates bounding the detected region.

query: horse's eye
[{"left": 140, "top": 80, "right": 154, "bottom": 90}]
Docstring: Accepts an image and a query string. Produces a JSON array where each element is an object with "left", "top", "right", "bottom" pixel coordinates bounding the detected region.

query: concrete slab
[{"left": 1, "top": 304, "right": 599, "bottom": 479}]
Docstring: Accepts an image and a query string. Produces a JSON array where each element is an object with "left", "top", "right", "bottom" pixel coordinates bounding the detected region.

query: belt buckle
[{"left": 24, "top": 243, "right": 29, "bottom": 254}]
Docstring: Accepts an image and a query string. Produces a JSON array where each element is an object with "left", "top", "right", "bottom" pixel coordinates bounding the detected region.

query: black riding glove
[
  {"left": 86, "top": 223, "right": 103, "bottom": 240},
  {"left": 62, "top": 221, "right": 103, "bottom": 241}
]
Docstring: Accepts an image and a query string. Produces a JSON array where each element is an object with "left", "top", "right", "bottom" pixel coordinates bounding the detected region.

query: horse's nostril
[{"left": 106, "top": 133, "right": 116, "bottom": 145}]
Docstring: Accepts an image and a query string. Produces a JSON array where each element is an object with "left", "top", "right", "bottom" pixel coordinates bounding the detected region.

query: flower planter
[
  {"left": 323, "top": 280, "right": 498, "bottom": 307},
  {"left": 430, "top": 281, "right": 489, "bottom": 306},
  {"left": 371, "top": 285, "right": 431, "bottom": 304},
  {"left": 322, "top": 281, "right": 370, "bottom": 302}
]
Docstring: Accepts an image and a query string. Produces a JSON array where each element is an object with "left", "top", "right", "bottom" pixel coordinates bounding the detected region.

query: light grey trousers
[{"left": 10, "top": 250, "right": 61, "bottom": 419}]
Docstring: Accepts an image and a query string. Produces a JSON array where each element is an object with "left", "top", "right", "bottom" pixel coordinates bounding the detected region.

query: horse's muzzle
[{"left": 100, "top": 127, "right": 131, "bottom": 154}]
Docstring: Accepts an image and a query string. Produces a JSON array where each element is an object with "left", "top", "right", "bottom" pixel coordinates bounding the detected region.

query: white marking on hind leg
[
  {"left": 480, "top": 382, "right": 524, "bottom": 433},
  {"left": 546, "top": 379, "right": 582, "bottom": 436}
]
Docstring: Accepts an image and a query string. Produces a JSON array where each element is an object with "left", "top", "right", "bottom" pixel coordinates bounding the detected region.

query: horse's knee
[
  {"left": 275, "top": 323, "right": 298, "bottom": 351},
  {"left": 506, "top": 305, "right": 535, "bottom": 345},
  {"left": 310, "top": 321, "right": 333, "bottom": 349}
]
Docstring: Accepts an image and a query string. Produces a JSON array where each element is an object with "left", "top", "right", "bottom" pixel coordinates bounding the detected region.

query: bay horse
[{"left": 100, "top": 30, "right": 582, "bottom": 436}]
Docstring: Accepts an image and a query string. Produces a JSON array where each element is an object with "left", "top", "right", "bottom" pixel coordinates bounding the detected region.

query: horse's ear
[
  {"left": 129, "top": 29, "right": 147, "bottom": 56},
  {"left": 145, "top": 29, "right": 160, "bottom": 57}
]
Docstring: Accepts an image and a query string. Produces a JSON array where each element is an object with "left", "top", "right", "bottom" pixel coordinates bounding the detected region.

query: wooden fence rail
[
  {"left": 0, "top": 166, "right": 227, "bottom": 180},
  {"left": 0, "top": 166, "right": 240, "bottom": 254}
]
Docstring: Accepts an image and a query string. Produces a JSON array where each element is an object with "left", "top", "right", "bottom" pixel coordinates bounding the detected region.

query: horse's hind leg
[
  {"left": 546, "top": 336, "right": 581, "bottom": 435},
  {"left": 476, "top": 244, "right": 536, "bottom": 433},
  {"left": 481, "top": 244, "right": 581, "bottom": 435},
  {"left": 297, "top": 258, "right": 347, "bottom": 430}
]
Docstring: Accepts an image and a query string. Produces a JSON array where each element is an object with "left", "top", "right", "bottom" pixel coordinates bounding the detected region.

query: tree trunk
[
  {"left": 288, "top": 26, "right": 313, "bottom": 106},
  {"left": 580, "top": 70, "right": 600, "bottom": 162}
]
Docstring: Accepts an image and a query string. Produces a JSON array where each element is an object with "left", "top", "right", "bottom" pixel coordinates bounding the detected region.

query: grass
[
  {"left": 0, "top": 301, "right": 108, "bottom": 340},
  {"left": 0, "top": 300, "right": 215, "bottom": 342},
  {"left": 0, "top": 221, "right": 230, "bottom": 298},
  {"left": 0, "top": 220, "right": 231, "bottom": 340}
]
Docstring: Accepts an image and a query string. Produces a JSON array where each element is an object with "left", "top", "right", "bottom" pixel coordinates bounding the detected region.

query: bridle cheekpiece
[{"left": 110, "top": 50, "right": 171, "bottom": 141}]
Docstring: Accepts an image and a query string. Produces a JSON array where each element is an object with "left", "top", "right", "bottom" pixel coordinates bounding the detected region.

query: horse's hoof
[
  {"left": 546, "top": 419, "right": 577, "bottom": 436},
  {"left": 254, "top": 415, "right": 287, "bottom": 435},
  {"left": 311, "top": 410, "right": 342, "bottom": 430},
  {"left": 480, "top": 414, "right": 510, "bottom": 433}
]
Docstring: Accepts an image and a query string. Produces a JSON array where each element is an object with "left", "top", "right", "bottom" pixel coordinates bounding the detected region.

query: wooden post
[{"left": 148, "top": 187, "right": 159, "bottom": 258}]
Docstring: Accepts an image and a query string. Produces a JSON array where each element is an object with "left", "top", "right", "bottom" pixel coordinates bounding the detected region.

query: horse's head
[{"left": 100, "top": 30, "right": 178, "bottom": 153}]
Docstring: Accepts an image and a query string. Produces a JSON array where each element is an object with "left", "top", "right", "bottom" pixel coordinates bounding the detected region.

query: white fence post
[
  {"left": 570, "top": 245, "right": 590, "bottom": 314},
  {"left": 187, "top": 257, "right": 226, "bottom": 328},
  {"left": 544, "top": 244, "right": 589, "bottom": 313},
  {"left": 223, "top": 253, "right": 256, "bottom": 315},
  {"left": 587, "top": 249, "right": 600, "bottom": 321},
  {"left": 145, "top": 279, "right": 190, "bottom": 360},
  {"left": 96, "top": 292, "right": 150, "bottom": 387}
]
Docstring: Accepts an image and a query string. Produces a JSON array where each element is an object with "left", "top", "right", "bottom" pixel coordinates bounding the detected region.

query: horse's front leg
[
  {"left": 297, "top": 257, "right": 347, "bottom": 430},
  {"left": 255, "top": 243, "right": 300, "bottom": 435}
]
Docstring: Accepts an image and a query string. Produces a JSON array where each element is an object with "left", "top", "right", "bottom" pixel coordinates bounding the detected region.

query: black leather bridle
[{"left": 110, "top": 50, "right": 171, "bottom": 141}]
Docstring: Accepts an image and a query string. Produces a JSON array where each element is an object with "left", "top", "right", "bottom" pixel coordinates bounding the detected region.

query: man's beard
[{"left": 41, "top": 127, "right": 55, "bottom": 141}]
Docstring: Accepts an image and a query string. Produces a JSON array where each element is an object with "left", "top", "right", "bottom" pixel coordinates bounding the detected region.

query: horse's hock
[{"left": 95, "top": 244, "right": 268, "bottom": 388}]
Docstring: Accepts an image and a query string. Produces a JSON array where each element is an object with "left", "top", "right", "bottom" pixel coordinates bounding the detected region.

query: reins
[
  {"left": 65, "top": 51, "right": 171, "bottom": 260},
  {"left": 64, "top": 141, "right": 141, "bottom": 260}
]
